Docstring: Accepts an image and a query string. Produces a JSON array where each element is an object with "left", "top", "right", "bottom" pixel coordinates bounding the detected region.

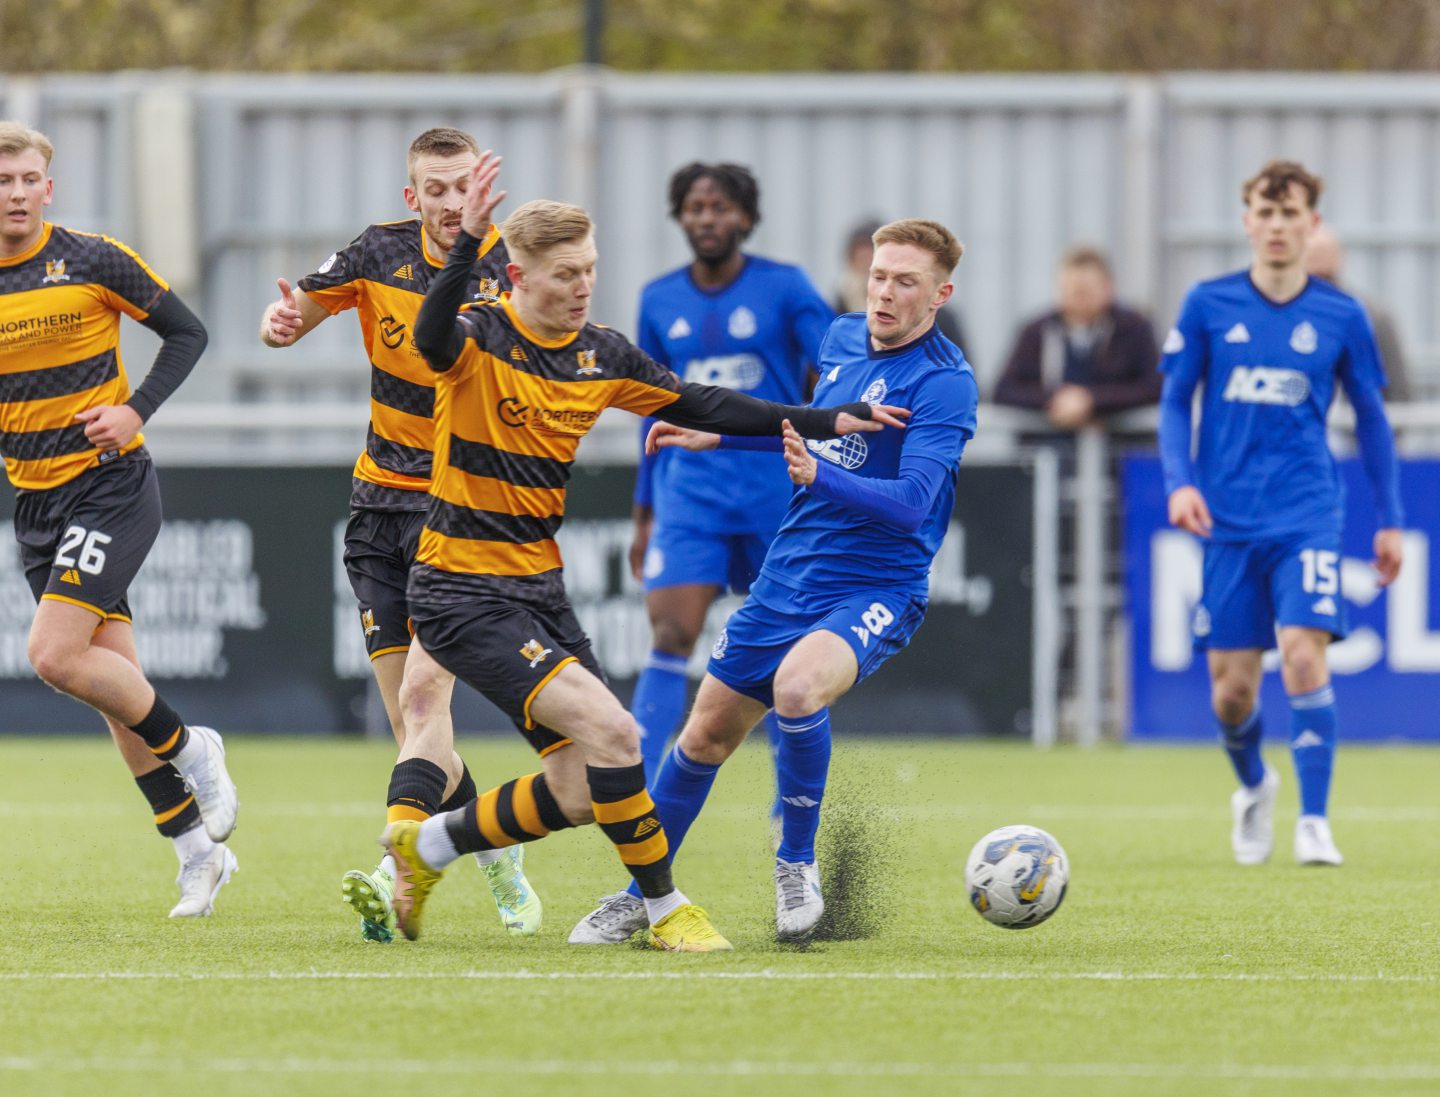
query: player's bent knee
[
  {"left": 772, "top": 674, "right": 824, "bottom": 719},
  {"left": 1279, "top": 639, "right": 1327, "bottom": 690},
  {"left": 27, "top": 635, "right": 80, "bottom": 693},
  {"left": 650, "top": 618, "right": 699, "bottom": 657},
  {"left": 1212, "top": 687, "right": 1256, "bottom": 726}
]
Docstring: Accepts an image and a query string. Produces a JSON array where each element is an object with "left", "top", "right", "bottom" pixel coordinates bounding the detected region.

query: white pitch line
[
  {"left": 1, "top": 1055, "right": 1438, "bottom": 1082},
  {"left": 1, "top": 969, "right": 1435, "bottom": 984}
]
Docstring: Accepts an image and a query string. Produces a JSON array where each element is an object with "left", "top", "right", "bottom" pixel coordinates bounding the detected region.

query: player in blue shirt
[
  {"left": 572, "top": 218, "right": 977, "bottom": 944},
  {"left": 1158, "top": 160, "right": 1404, "bottom": 868},
  {"left": 630, "top": 163, "right": 834, "bottom": 797}
]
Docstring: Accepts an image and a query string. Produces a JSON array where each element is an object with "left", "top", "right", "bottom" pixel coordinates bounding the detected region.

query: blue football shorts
[
  {"left": 1195, "top": 529, "right": 1349, "bottom": 651},
  {"left": 642, "top": 522, "right": 772, "bottom": 595},
  {"left": 706, "top": 574, "right": 928, "bottom": 707}
]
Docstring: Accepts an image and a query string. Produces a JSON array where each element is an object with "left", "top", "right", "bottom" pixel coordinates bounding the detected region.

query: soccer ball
[{"left": 964, "top": 824, "right": 1069, "bottom": 929}]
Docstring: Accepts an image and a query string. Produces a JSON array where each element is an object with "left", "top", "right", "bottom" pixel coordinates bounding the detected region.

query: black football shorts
[
  {"left": 342, "top": 507, "right": 426, "bottom": 659},
  {"left": 14, "top": 451, "right": 161, "bottom": 622},
  {"left": 407, "top": 590, "right": 607, "bottom": 756}
]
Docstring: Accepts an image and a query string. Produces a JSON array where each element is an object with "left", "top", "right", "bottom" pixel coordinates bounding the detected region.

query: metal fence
[{"left": 8, "top": 71, "right": 1440, "bottom": 402}]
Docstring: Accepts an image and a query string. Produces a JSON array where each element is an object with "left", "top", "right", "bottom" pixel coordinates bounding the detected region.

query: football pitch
[{"left": 2, "top": 735, "right": 1437, "bottom": 1097}]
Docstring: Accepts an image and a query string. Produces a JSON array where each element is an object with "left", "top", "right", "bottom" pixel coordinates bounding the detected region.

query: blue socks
[
  {"left": 625, "top": 745, "right": 720, "bottom": 900},
  {"left": 632, "top": 650, "right": 689, "bottom": 785},
  {"left": 1218, "top": 706, "right": 1265, "bottom": 789},
  {"left": 775, "top": 709, "right": 832, "bottom": 864},
  {"left": 1289, "top": 683, "right": 1337, "bottom": 817}
]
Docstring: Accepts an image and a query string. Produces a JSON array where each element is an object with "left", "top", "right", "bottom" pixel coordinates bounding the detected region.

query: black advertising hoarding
[{"left": 0, "top": 462, "right": 1035, "bottom": 736}]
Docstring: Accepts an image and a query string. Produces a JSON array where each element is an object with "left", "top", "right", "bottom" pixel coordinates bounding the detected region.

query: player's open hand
[
  {"left": 1167, "top": 486, "right": 1213, "bottom": 537},
  {"left": 263, "top": 277, "right": 303, "bottom": 346},
  {"left": 461, "top": 150, "right": 507, "bottom": 239},
  {"left": 836, "top": 403, "right": 910, "bottom": 434},
  {"left": 75, "top": 404, "right": 143, "bottom": 451},
  {"left": 645, "top": 422, "right": 720, "bottom": 455},
  {"left": 1373, "top": 528, "right": 1403, "bottom": 586},
  {"left": 782, "top": 419, "right": 817, "bottom": 486}
]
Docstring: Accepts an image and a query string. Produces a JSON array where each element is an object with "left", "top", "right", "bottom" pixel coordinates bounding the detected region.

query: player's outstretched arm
[
  {"left": 644, "top": 422, "right": 721, "bottom": 455},
  {"left": 260, "top": 278, "right": 330, "bottom": 347},
  {"left": 655, "top": 381, "right": 909, "bottom": 441},
  {"left": 414, "top": 153, "right": 506, "bottom": 372}
]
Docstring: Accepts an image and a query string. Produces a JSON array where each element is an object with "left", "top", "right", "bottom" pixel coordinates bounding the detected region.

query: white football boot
[
  {"left": 172, "top": 726, "right": 239, "bottom": 842},
  {"left": 568, "top": 891, "right": 648, "bottom": 944},
  {"left": 169, "top": 844, "right": 238, "bottom": 918},
  {"left": 1295, "top": 815, "right": 1344, "bottom": 866},
  {"left": 1230, "top": 766, "right": 1278, "bottom": 865},
  {"left": 775, "top": 859, "right": 824, "bottom": 941}
]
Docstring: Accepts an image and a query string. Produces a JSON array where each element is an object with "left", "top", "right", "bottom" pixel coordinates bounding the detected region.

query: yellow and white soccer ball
[{"left": 964, "top": 824, "right": 1069, "bottom": 929}]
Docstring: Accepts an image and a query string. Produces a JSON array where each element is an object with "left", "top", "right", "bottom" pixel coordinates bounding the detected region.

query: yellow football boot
[
  {"left": 646, "top": 904, "right": 733, "bottom": 952},
  {"left": 379, "top": 820, "right": 444, "bottom": 941}
]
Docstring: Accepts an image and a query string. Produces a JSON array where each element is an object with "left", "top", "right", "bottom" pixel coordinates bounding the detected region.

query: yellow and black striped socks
[
  {"left": 128, "top": 696, "right": 189, "bottom": 761},
  {"left": 588, "top": 762, "right": 674, "bottom": 899},
  {"left": 386, "top": 757, "right": 448, "bottom": 824},
  {"left": 134, "top": 764, "right": 199, "bottom": 838},
  {"left": 443, "top": 771, "right": 574, "bottom": 852}
]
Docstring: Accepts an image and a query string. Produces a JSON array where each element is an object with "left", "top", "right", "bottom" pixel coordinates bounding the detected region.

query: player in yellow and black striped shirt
[
  {"left": 374, "top": 153, "right": 907, "bottom": 951},
  {"left": 0, "top": 121, "right": 238, "bottom": 919},
  {"left": 258, "top": 128, "right": 540, "bottom": 942}
]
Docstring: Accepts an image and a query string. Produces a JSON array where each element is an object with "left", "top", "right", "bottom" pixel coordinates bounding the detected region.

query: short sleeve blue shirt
[{"left": 637, "top": 256, "right": 833, "bottom": 534}]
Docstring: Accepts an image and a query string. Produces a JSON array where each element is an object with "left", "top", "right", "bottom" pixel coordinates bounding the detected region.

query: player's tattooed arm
[{"left": 415, "top": 153, "right": 506, "bottom": 372}]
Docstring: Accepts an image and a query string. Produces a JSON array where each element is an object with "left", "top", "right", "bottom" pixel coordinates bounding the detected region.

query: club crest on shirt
[
  {"left": 475, "top": 277, "right": 501, "bottom": 301},
  {"left": 728, "top": 306, "right": 757, "bottom": 339},
  {"left": 519, "top": 639, "right": 553, "bottom": 668},
  {"left": 43, "top": 259, "right": 70, "bottom": 284},
  {"left": 807, "top": 435, "right": 869, "bottom": 470},
  {"left": 576, "top": 349, "right": 602, "bottom": 376},
  {"left": 667, "top": 316, "right": 692, "bottom": 340},
  {"left": 1290, "top": 321, "right": 1318, "bottom": 354},
  {"left": 861, "top": 378, "right": 888, "bottom": 406}
]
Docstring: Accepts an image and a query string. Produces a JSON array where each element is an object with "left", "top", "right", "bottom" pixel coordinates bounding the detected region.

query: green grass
[{"left": 2, "top": 736, "right": 1438, "bottom": 1097}]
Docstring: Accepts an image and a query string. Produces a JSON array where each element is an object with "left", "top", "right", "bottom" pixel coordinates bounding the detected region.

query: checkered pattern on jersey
[
  {"left": 457, "top": 312, "right": 652, "bottom": 385},
  {"left": 51, "top": 228, "right": 167, "bottom": 312},
  {"left": 426, "top": 498, "right": 562, "bottom": 546},
  {"left": 0, "top": 421, "right": 92, "bottom": 462},
  {"left": 351, "top": 477, "right": 428, "bottom": 512},
  {"left": 371, "top": 363, "right": 436, "bottom": 418},
  {"left": 365, "top": 426, "right": 432, "bottom": 480},
  {"left": 0, "top": 350, "right": 117, "bottom": 404}
]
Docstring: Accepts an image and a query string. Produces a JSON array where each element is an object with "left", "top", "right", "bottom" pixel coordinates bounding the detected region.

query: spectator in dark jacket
[{"left": 993, "top": 246, "right": 1161, "bottom": 428}]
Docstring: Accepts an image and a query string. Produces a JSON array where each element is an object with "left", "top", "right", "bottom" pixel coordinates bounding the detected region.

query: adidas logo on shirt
[
  {"left": 1224, "top": 323, "right": 1250, "bottom": 343},
  {"left": 392, "top": 263, "right": 413, "bottom": 281},
  {"left": 667, "top": 317, "right": 692, "bottom": 339}
]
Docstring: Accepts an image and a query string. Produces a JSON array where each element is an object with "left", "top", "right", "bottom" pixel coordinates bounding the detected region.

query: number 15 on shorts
[{"left": 1299, "top": 548, "right": 1338, "bottom": 595}]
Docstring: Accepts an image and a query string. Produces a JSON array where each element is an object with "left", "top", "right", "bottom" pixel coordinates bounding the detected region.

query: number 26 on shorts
[
  {"left": 55, "top": 524, "right": 112, "bottom": 576},
  {"left": 850, "top": 601, "right": 894, "bottom": 649}
]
